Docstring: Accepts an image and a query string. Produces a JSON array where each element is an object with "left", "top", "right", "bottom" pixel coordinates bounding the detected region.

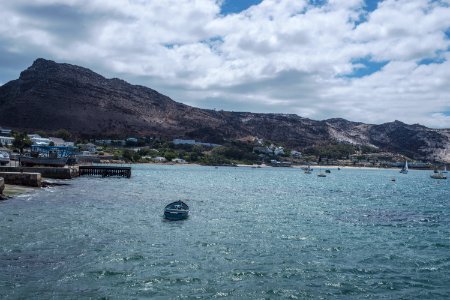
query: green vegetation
[
  {"left": 53, "top": 129, "right": 72, "bottom": 140},
  {"left": 12, "top": 132, "right": 32, "bottom": 153},
  {"left": 303, "top": 143, "right": 379, "bottom": 160},
  {"left": 108, "top": 140, "right": 260, "bottom": 164}
]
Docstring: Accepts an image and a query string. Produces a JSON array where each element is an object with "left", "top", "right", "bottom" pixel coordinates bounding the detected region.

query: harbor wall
[
  {"left": 0, "top": 172, "right": 41, "bottom": 187},
  {"left": 0, "top": 166, "right": 78, "bottom": 179}
]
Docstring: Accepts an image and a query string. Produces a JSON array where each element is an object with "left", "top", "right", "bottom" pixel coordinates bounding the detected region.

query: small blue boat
[{"left": 164, "top": 200, "right": 189, "bottom": 220}]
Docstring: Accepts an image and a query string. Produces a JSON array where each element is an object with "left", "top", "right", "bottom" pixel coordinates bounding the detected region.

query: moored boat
[
  {"left": 317, "top": 171, "right": 326, "bottom": 177},
  {"left": 304, "top": 165, "right": 313, "bottom": 174},
  {"left": 19, "top": 145, "right": 77, "bottom": 167},
  {"left": 399, "top": 160, "right": 408, "bottom": 174},
  {"left": 430, "top": 171, "right": 447, "bottom": 179},
  {"left": 164, "top": 200, "right": 189, "bottom": 220}
]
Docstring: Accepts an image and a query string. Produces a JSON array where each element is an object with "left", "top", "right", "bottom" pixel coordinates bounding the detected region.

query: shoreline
[{"left": 111, "top": 162, "right": 435, "bottom": 171}]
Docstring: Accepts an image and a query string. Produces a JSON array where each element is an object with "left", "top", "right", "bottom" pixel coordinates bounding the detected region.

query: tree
[
  {"left": 12, "top": 133, "right": 32, "bottom": 154},
  {"left": 35, "top": 131, "right": 49, "bottom": 138},
  {"left": 53, "top": 129, "right": 71, "bottom": 140}
]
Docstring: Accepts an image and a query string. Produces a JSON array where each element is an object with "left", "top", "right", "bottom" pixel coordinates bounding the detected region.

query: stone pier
[
  {"left": 0, "top": 166, "right": 78, "bottom": 179},
  {"left": 0, "top": 172, "right": 42, "bottom": 187}
]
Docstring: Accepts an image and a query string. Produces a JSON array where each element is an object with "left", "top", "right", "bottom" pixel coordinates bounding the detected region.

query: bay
[{"left": 0, "top": 165, "right": 449, "bottom": 299}]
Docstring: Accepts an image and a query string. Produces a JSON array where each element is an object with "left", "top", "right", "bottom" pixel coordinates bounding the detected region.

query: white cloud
[{"left": 0, "top": 0, "right": 449, "bottom": 127}]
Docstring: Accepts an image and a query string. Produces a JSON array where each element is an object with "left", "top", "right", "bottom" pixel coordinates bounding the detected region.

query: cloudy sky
[{"left": 1, "top": 0, "right": 450, "bottom": 127}]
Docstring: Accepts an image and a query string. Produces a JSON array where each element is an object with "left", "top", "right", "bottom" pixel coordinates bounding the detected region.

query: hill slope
[{"left": 1, "top": 58, "right": 449, "bottom": 162}]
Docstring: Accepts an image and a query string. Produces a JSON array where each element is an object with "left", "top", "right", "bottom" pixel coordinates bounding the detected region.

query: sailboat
[
  {"left": 430, "top": 170, "right": 447, "bottom": 179},
  {"left": 399, "top": 160, "right": 408, "bottom": 174},
  {"left": 304, "top": 165, "right": 312, "bottom": 174},
  {"left": 443, "top": 166, "right": 448, "bottom": 174}
]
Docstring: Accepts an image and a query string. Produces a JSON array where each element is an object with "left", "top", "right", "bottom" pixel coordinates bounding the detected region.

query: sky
[{"left": 1, "top": 0, "right": 450, "bottom": 128}]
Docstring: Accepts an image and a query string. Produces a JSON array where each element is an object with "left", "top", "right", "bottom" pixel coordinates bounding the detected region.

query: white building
[
  {"left": 49, "top": 137, "right": 74, "bottom": 147},
  {"left": 274, "top": 147, "right": 285, "bottom": 156},
  {"left": 291, "top": 150, "right": 302, "bottom": 158},
  {"left": 126, "top": 137, "right": 138, "bottom": 143},
  {"left": 0, "top": 128, "right": 12, "bottom": 136},
  {"left": 172, "top": 158, "right": 187, "bottom": 164},
  {"left": 31, "top": 137, "right": 51, "bottom": 146},
  {"left": 153, "top": 156, "right": 167, "bottom": 162},
  {"left": 0, "top": 136, "right": 14, "bottom": 146}
]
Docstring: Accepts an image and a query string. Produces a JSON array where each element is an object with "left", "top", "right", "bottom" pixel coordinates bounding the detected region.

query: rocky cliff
[{"left": 1, "top": 58, "right": 449, "bottom": 162}]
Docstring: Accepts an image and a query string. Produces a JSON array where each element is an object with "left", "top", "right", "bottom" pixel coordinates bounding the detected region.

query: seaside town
[
  {"left": 0, "top": 126, "right": 443, "bottom": 170},
  {"left": 1, "top": 125, "right": 447, "bottom": 199}
]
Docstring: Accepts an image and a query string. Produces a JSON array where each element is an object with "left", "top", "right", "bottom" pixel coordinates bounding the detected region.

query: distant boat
[
  {"left": 430, "top": 171, "right": 447, "bottom": 180},
  {"left": 399, "top": 160, "right": 408, "bottom": 174},
  {"left": 317, "top": 171, "right": 326, "bottom": 177},
  {"left": 304, "top": 165, "right": 312, "bottom": 174},
  {"left": 164, "top": 200, "right": 189, "bottom": 220},
  {"left": 325, "top": 169, "right": 331, "bottom": 173},
  {"left": 443, "top": 166, "right": 448, "bottom": 174}
]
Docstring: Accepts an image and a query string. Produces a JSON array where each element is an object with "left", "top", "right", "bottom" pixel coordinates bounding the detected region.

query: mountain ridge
[{"left": 1, "top": 58, "right": 449, "bottom": 162}]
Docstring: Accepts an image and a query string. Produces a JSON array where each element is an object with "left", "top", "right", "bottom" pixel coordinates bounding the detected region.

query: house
[
  {"left": 0, "top": 128, "right": 12, "bottom": 136},
  {"left": 153, "top": 156, "right": 167, "bottom": 162},
  {"left": 172, "top": 158, "right": 187, "bottom": 164},
  {"left": 78, "top": 143, "right": 97, "bottom": 153},
  {"left": 126, "top": 137, "right": 138, "bottom": 143},
  {"left": 29, "top": 135, "right": 51, "bottom": 146},
  {"left": 291, "top": 150, "right": 302, "bottom": 158},
  {"left": 49, "top": 137, "right": 74, "bottom": 147},
  {"left": 0, "top": 136, "right": 14, "bottom": 146},
  {"left": 274, "top": 147, "right": 285, "bottom": 156}
]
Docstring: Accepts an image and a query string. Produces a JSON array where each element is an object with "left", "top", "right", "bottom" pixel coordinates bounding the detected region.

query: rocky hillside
[{"left": 1, "top": 58, "right": 449, "bottom": 162}]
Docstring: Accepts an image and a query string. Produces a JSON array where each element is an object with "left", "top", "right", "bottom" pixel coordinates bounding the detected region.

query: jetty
[
  {"left": 78, "top": 165, "right": 131, "bottom": 178},
  {"left": 0, "top": 172, "right": 42, "bottom": 187},
  {"left": 0, "top": 166, "right": 78, "bottom": 179}
]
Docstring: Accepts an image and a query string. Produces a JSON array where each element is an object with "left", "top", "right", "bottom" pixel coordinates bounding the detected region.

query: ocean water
[{"left": 0, "top": 165, "right": 449, "bottom": 299}]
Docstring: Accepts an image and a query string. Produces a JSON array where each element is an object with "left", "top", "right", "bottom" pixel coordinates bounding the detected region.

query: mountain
[{"left": 1, "top": 58, "right": 449, "bottom": 162}]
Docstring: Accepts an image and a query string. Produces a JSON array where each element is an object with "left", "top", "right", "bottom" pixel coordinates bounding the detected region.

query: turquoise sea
[{"left": 0, "top": 165, "right": 449, "bottom": 299}]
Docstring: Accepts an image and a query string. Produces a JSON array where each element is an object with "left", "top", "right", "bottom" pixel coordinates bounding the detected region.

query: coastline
[{"left": 103, "top": 161, "right": 426, "bottom": 171}]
